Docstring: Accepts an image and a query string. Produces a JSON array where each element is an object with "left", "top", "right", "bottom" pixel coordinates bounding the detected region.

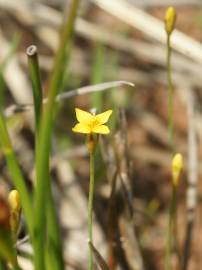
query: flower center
[{"left": 90, "top": 119, "right": 100, "bottom": 129}]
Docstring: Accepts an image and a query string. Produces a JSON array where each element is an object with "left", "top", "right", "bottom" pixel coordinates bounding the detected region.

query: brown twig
[{"left": 113, "top": 109, "right": 145, "bottom": 270}]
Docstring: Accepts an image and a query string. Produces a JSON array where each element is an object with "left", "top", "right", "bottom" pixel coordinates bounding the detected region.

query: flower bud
[
  {"left": 8, "top": 190, "right": 21, "bottom": 212},
  {"left": 165, "top": 7, "right": 176, "bottom": 35},
  {"left": 8, "top": 190, "right": 21, "bottom": 236},
  {"left": 172, "top": 153, "right": 183, "bottom": 186}
]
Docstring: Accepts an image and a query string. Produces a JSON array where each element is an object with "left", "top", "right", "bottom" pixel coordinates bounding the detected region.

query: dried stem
[{"left": 181, "top": 93, "right": 198, "bottom": 270}]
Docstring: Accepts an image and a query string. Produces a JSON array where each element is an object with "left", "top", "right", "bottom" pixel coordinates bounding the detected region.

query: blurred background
[{"left": 1, "top": 0, "right": 202, "bottom": 269}]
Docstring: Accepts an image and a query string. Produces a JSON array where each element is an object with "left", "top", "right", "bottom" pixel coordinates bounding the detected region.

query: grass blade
[
  {"left": 0, "top": 112, "right": 33, "bottom": 237},
  {"left": 0, "top": 33, "right": 21, "bottom": 108},
  {"left": 26, "top": 45, "right": 43, "bottom": 137},
  {"left": 90, "top": 43, "right": 105, "bottom": 110}
]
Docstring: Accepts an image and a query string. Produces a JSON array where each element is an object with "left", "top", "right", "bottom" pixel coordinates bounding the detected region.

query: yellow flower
[
  {"left": 72, "top": 108, "right": 112, "bottom": 134},
  {"left": 172, "top": 153, "right": 183, "bottom": 186}
]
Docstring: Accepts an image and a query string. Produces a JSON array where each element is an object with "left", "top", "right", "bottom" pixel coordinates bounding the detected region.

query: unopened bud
[
  {"left": 8, "top": 190, "right": 21, "bottom": 212},
  {"left": 8, "top": 190, "right": 21, "bottom": 236},
  {"left": 165, "top": 7, "right": 176, "bottom": 35},
  {"left": 172, "top": 153, "right": 183, "bottom": 186}
]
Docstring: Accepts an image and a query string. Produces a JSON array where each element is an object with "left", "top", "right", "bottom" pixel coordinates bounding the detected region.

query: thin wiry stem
[
  {"left": 88, "top": 149, "right": 95, "bottom": 270},
  {"left": 166, "top": 34, "right": 175, "bottom": 151},
  {"left": 165, "top": 185, "right": 177, "bottom": 270}
]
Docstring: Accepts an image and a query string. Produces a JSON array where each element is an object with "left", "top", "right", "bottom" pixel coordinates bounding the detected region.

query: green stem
[
  {"left": 165, "top": 185, "right": 177, "bottom": 270},
  {"left": 10, "top": 210, "right": 20, "bottom": 246},
  {"left": 46, "top": 183, "right": 64, "bottom": 270},
  {"left": 26, "top": 45, "right": 45, "bottom": 270},
  {"left": 88, "top": 149, "right": 95, "bottom": 270},
  {"left": 166, "top": 34, "right": 174, "bottom": 151},
  {"left": 26, "top": 45, "right": 43, "bottom": 139}
]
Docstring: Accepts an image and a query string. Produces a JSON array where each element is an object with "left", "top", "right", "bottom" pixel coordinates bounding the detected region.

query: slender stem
[
  {"left": 26, "top": 45, "right": 45, "bottom": 270},
  {"left": 166, "top": 34, "right": 174, "bottom": 151},
  {"left": 165, "top": 185, "right": 177, "bottom": 270},
  {"left": 26, "top": 45, "right": 43, "bottom": 139},
  {"left": 88, "top": 149, "right": 95, "bottom": 270},
  {"left": 46, "top": 183, "right": 64, "bottom": 270},
  {"left": 10, "top": 211, "right": 20, "bottom": 253}
]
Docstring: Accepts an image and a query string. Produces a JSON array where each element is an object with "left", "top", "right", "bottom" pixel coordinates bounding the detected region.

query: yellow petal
[
  {"left": 92, "top": 125, "right": 110, "bottom": 134},
  {"left": 95, "top": 110, "right": 112, "bottom": 124},
  {"left": 72, "top": 123, "right": 91, "bottom": 134},
  {"left": 75, "top": 108, "right": 94, "bottom": 124}
]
